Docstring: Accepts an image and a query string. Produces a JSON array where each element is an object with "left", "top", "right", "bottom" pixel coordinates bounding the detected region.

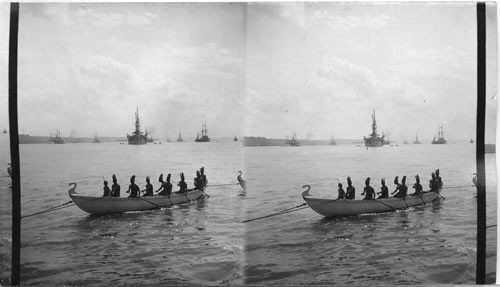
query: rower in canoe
[
  {"left": 126, "top": 175, "right": 140, "bottom": 198},
  {"left": 377, "top": 178, "right": 389, "bottom": 199},
  {"left": 68, "top": 182, "right": 206, "bottom": 216},
  {"left": 411, "top": 175, "right": 423, "bottom": 195},
  {"left": 302, "top": 184, "right": 441, "bottom": 218},
  {"left": 302, "top": 171, "right": 442, "bottom": 217},
  {"left": 361, "top": 177, "right": 376, "bottom": 200},
  {"left": 345, "top": 177, "right": 355, "bottom": 199},
  {"left": 142, "top": 176, "right": 154, "bottom": 197}
]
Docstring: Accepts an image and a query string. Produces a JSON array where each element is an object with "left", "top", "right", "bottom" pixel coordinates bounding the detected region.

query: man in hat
[
  {"left": 194, "top": 170, "right": 203, "bottom": 190},
  {"left": 102, "top": 180, "right": 111, "bottom": 197},
  {"left": 345, "top": 177, "right": 355, "bottom": 200},
  {"left": 158, "top": 174, "right": 173, "bottom": 196},
  {"left": 429, "top": 172, "right": 438, "bottom": 192},
  {"left": 377, "top": 178, "right": 389, "bottom": 199},
  {"left": 361, "top": 177, "right": 375, "bottom": 200},
  {"left": 126, "top": 175, "right": 140, "bottom": 198},
  {"left": 110, "top": 174, "right": 121, "bottom": 197},
  {"left": 393, "top": 176, "right": 408, "bottom": 198},
  {"left": 435, "top": 169, "right": 443, "bottom": 190},
  {"left": 156, "top": 174, "right": 165, "bottom": 194},
  {"left": 142, "top": 176, "right": 154, "bottom": 196},
  {"left": 412, "top": 175, "right": 423, "bottom": 195},
  {"left": 337, "top": 183, "right": 345, "bottom": 199},
  {"left": 200, "top": 167, "right": 208, "bottom": 188},
  {"left": 177, "top": 172, "right": 188, "bottom": 194}
]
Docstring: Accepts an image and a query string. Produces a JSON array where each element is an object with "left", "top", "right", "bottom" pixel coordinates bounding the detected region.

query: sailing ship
[
  {"left": 413, "top": 132, "right": 421, "bottom": 144},
  {"left": 127, "top": 108, "right": 148, "bottom": 145},
  {"left": 234, "top": 136, "right": 238, "bottom": 142},
  {"left": 93, "top": 133, "right": 100, "bottom": 143},
  {"left": 195, "top": 122, "right": 210, "bottom": 142},
  {"left": 363, "top": 110, "right": 385, "bottom": 147},
  {"left": 177, "top": 130, "right": 184, "bottom": 142},
  {"left": 470, "top": 138, "right": 474, "bottom": 144},
  {"left": 285, "top": 132, "right": 300, "bottom": 146},
  {"left": 431, "top": 124, "right": 447, "bottom": 144},
  {"left": 2, "top": 129, "right": 6, "bottom": 134},
  {"left": 329, "top": 134, "right": 336, "bottom": 145},
  {"left": 50, "top": 130, "right": 64, "bottom": 144}
]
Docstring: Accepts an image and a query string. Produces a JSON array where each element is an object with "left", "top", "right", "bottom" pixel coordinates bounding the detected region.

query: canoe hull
[
  {"left": 302, "top": 188, "right": 440, "bottom": 218},
  {"left": 69, "top": 184, "right": 205, "bottom": 215}
]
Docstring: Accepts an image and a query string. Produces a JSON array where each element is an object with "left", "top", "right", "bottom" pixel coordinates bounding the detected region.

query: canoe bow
[
  {"left": 68, "top": 182, "right": 77, "bottom": 196},
  {"left": 302, "top": 184, "right": 311, "bottom": 198}
]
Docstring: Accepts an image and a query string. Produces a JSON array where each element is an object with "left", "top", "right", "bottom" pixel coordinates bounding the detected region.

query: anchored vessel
[
  {"left": 50, "top": 130, "right": 64, "bottom": 144},
  {"left": 414, "top": 133, "right": 421, "bottom": 144},
  {"left": 285, "top": 132, "right": 300, "bottom": 146},
  {"left": 68, "top": 183, "right": 206, "bottom": 215},
  {"left": 363, "top": 110, "right": 386, "bottom": 147},
  {"left": 302, "top": 185, "right": 441, "bottom": 218},
  {"left": 127, "top": 108, "right": 148, "bottom": 145},
  {"left": 431, "top": 124, "right": 447, "bottom": 144},
  {"left": 177, "top": 130, "right": 184, "bottom": 142},
  {"left": 329, "top": 134, "right": 337, "bottom": 145},
  {"left": 93, "top": 133, "right": 100, "bottom": 143},
  {"left": 195, "top": 122, "right": 210, "bottom": 142}
]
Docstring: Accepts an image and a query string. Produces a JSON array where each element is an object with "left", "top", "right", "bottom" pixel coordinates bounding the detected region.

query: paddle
[
  {"left": 373, "top": 199, "right": 397, "bottom": 211},
  {"left": 199, "top": 186, "right": 210, "bottom": 198},
  {"left": 137, "top": 196, "right": 163, "bottom": 209}
]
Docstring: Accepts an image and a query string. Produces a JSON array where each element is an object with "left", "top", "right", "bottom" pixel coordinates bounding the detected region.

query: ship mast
[
  {"left": 371, "top": 110, "right": 378, "bottom": 138},
  {"left": 135, "top": 107, "right": 141, "bottom": 135}
]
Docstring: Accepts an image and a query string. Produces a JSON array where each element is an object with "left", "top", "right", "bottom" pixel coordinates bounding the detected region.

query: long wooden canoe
[
  {"left": 301, "top": 185, "right": 441, "bottom": 218},
  {"left": 68, "top": 183, "right": 205, "bottom": 215}
]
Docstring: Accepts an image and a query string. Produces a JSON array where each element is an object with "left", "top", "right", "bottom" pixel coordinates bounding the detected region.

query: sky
[{"left": 0, "top": 2, "right": 497, "bottom": 142}]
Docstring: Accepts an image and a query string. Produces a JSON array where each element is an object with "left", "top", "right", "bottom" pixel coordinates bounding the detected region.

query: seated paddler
[
  {"left": 361, "top": 177, "right": 375, "bottom": 200},
  {"left": 393, "top": 176, "right": 408, "bottom": 198},
  {"left": 345, "top": 176, "right": 355, "bottom": 199},
  {"left": 391, "top": 176, "right": 401, "bottom": 197},
  {"left": 200, "top": 167, "right": 208, "bottom": 188},
  {"left": 177, "top": 172, "right": 188, "bottom": 194},
  {"left": 102, "top": 180, "right": 111, "bottom": 197},
  {"left": 435, "top": 169, "right": 443, "bottom": 190},
  {"left": 429, "top": 172, "right": 438, "bottom": 192},
  {"left": 159, "top": 174, "right": 173, "bottom": 196},
  {"left": 126, "top": 175, "right": 140, "bottom": 198},
  {"left": 142, "top": 176, "right": 154, "bottom": 196},
  {"left": 377, "top": 178, "right": 389, "bottom": 199},
  {"left": 156, "top": 173, "right": 165, "bottom": 194},
  {"left": 411, "top": 174, "right": 423, "bottom": 195},
  {"left": 193, "top": 170, "right": 203, "bottom": 190},
  {"left": 337, "top": 183, "right": 345, "bottom": 199},
  {"left": 111, "top": 174, "right": 120, "bottom": 197}
]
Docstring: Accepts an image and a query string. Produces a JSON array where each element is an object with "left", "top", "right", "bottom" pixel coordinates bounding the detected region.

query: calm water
[
  {"left": 0, "top": 138, "right": 497, "bottom": 285},
  {"left": 243, "top": 143, "right": 497, "bottom": 284}
]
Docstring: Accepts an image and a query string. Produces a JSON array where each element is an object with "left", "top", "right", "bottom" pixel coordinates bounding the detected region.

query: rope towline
[
  {"left": 207, "top": 183, "right": 240, "bottom": 187},
  {"left": 21, "top": 201, "right": 74, "bottom": 219},
  {"left": 243, "top": 203, "right": 307, "bottom": 223}
]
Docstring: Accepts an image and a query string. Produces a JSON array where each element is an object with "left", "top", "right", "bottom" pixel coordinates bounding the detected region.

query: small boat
[
  {"left": 301, "top": 185, "right": 440, "bottom": 218},
  {"left": 68, "top": 183, "right": 205, "bottom": 215}
]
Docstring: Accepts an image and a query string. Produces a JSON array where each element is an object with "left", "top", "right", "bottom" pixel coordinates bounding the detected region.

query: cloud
[
  {"left": 76, "top": 6, "right": 156, "bottom": 28},
  {"left": 312, "top": 11, "right": 393, "bottom": 30},
  {"left": 279, "top": 3, "right": 305, "bottom": 27}
]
